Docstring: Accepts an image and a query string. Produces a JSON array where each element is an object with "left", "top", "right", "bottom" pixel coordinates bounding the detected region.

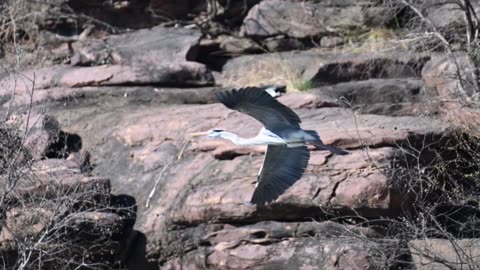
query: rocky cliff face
[{"left": 1, "top": 0, "right": 480, "bottom": 269}]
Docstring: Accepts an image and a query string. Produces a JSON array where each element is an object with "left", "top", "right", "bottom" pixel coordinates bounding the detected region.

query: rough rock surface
[
  {"left": 221, "top": 48, "right": 431, "bottom": 87},
  {"left": 31, "top": 0, "right": 202, "bottom": 31},
  {"left": 3, "top": 1, "right": 480, "bottom": 269},
  {"left": 0, "top": 85, "right": 219, "bottom": 109},
  {"left": 307, "top": 78, "right": 437, "bottom": 116},
  {"left": 422, "top": 52, "right": 480, "bottom": 134},
  {"left": 6, "top": 45, "right": 479, "bottom": 270},
  {"left": 410, "top": 239, "right": 480, "bottom": 270},
  {"left": 0, "top": 116, "right": 135, "bottom": 268},
  {"left": 161, "top": 221, "right": 391, "bottom": 269},
  {"left": 241, "top": 0, "right": 388, "bottom": 38},
  {"left": 422, "top": 53, "right": 478, "bottom": 99},
  {"left": 5, "top": 44, "right": 469, "bottom": 268},
  {"left": 0, "top": 27, "right": 213, "bottom": 98},
  {"left": 425, "top": 2, "right": 480, "bottom": 29},
  {"left": 30, "top": 84, "right": 447, "bottom": 268}
]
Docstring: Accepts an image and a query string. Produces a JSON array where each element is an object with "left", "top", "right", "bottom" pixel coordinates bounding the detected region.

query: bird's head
[
  {"left": 206, "top": 129, "right": 225, "bottom": 138},
  {"left": 190, "top": 129, "right": 225, "bottom": 138}
]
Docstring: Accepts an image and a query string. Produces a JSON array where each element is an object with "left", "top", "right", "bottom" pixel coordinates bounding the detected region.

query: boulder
[
  {"left": 1, "top": 207, "right": 53, "bottom": 239},
  {"left": 100, "top": 26, "right": 202, "bottom": 66},
  {"left": 0, "top": 27, "right": 214, "bottom": 97},
  {"left": 422, "top": 53, "right": 478, "bottom": 100},
  {"left": 0, "top": 122, "right": 134, "bottom": 269},
  {"left": 320, "top": 36, "right": 345, "bottom": 48},
  {"left": 170, "top": 147, "right": 405, "bottom": 226},
  {"left": 307, "top": 78, "right": 437, "bottom": 116},
  {"left": 160, "top": 221, "right": 394, "bottom": 269},
  {"left": 438, "top": 102, "right": 480, "bottom": 136},
  {"left": 262, "top": 36, "right": 306, "bottom": 52},
  {"left": 0, "top": 154, "right": 127, "bottom": 268},
  {"left": 424, "top": 1, "right": 480, "bottom": 29},
  {"left": 421, "top": 53, "right": 480, "bottom": 135},
  {"left": 1, "top": 85, "right": 220, "bottom": 109},
  {"left": 24, "top": 114, "right": 83, "bottom": 160},
  {"left": 40, "top": 91, "right": 448, "bottom": 267},
  {"left": 4, "top": 1, "right": 480, "bottom": 268},
  {"left": 410, "top": 239, "right": 480, "bottom": 269},
  {"left": 218, "top": 36, "right": 263, "bottom": 54},
  {"left": 241, "top": 0, "right": 388, "bottom": 38},
  {"left": 28, "top": 0, "right": 201, "bottom": 34},
  {"left": 221, "top": 49, "right": 431, "bottom": 89}
]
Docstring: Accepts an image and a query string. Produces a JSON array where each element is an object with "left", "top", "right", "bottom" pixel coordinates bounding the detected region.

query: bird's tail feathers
[{"left": 309, "top": 140, "right": 349, "bottom": 155}]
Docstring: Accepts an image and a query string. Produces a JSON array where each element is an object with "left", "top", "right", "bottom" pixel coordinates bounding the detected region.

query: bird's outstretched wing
[
  {"left": 251, "top": 145, "right": 310, "bottom": 205},
  {"left": 215, "top": 87, "right": 301, "bottom": 131}
]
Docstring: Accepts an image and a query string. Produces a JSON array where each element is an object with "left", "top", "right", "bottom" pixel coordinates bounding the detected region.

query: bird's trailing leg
[{"left": 308, "top": 140, "right": 348, "bottom": 155}]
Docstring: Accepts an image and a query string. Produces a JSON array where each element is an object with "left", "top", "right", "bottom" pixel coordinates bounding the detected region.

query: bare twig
[
  {"left": 400, "top": 0, "right": 452, "bottom": 52},
  {"left": 146, "top": 162, "right": 172, "bottom": 208}
]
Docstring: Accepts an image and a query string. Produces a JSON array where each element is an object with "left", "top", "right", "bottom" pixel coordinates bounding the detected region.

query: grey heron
[{"left": 191, "top": 87, "right": 348, "bottom": 205}]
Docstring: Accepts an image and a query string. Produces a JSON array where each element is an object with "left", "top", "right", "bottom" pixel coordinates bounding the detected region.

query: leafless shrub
[
  {"left": 329, "top": 94, "right": 480, "bottom": 268},
  {"left": 321, "top": 131, "right": 480, "bottom": 268},
  {"left": 0, "top": 0, "right": 120, "bottom": 69},
  {"left": 0, "top": 120, "right": 133, "bottom": 269},
  {"left": 384, "top": 1, "right": 480, "bottom": 93},
  {"left": 0, "top": 53, "right": 132, "bottom": 270}
]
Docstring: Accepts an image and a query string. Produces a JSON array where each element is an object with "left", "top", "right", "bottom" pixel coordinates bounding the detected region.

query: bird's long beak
[{"left": 189, "top": 131, "right": 209, "bottom": 137}]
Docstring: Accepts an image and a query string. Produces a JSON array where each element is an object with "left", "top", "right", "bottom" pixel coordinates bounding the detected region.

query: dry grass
[
  {"left": 222, "top": 55, "right": 315, "bottom": 92},
  {"left": 0, "top": 0, "right": 39, "bottom": 45},
  {"left": 0, "top": 0, "right": 60, "bottom": 69},
  {"left": 338, "top": 27, "right": 410, "bottom": 54},
  {"left": 440, "top": 101, "right": 480, "bottom": 135},
  {"left": 221, "top": 27, "right": 406, "bottom": 91}
]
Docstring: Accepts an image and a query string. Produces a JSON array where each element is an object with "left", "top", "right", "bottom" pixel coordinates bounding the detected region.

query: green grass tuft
[{"left": 293, "top": 80, "right": 315, "bottom": 91}]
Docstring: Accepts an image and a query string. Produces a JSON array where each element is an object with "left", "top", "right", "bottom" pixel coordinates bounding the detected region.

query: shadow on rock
[
  {"left": 125, "top": 231, "right": 157, "bottom": 270},
  {"left": 45, "top": 131, "right": 82, "bottom": 159}
]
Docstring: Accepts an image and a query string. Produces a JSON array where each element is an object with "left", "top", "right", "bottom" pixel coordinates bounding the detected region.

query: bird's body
[
  {"left": 212, "top": 128, "right": 284, "bottom": 146},
  {"left": 218, "top": 127, "right": 315, "bottom": 147},
  {"left": 191, "top": 87, "right": 348, "bottom": 205}
]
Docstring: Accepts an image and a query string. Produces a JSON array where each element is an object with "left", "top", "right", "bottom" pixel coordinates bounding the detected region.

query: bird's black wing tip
[
  {"left": 250, "top": 190, "right": 274, "bottom": 206},
  {"left": 216, "top": 87, "right": 273, "bottom": 109},
  {"left": 249, "top": 200, "right": 270, "bottom": 207},
  {"left": 215, "top": 89, "right": 237, "bottom": 108}
]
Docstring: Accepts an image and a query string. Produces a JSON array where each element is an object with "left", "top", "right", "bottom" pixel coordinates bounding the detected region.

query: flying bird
[{"left": 190, "top": 87, "right": 348, "bottom": 205}]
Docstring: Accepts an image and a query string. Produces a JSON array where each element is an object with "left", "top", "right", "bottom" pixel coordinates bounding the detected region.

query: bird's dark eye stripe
[{"left": 212, "top": 129, "right": 223, "bottom": 132}]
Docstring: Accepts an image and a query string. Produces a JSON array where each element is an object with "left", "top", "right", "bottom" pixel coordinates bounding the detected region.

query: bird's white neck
[
  {"left": 218, "top": 130, "right": 284, "bottom": 146},
  {"left": 218, "top": 132, "right": 260, "bottom": 146}
]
